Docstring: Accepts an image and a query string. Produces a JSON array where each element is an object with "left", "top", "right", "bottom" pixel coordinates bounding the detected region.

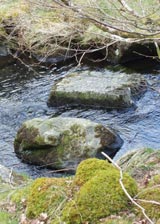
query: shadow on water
[{"left": 0, "top": 59, "right": 160, "bottom": 177}]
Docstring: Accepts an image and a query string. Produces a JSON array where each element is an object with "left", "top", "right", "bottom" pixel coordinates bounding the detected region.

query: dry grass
[{"left": 0, "top": 0, "right": 160, "bottom": 58}]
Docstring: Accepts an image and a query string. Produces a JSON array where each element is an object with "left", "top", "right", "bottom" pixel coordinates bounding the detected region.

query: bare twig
[
  {"left": 117, "top": 0, "right": 141, "bottom": 18},
  {"left": 135, "top": 199, "right": 160, "bottom": 206},
  {"left": 9, "top": 168, "right": 14, "bottom": 189}
]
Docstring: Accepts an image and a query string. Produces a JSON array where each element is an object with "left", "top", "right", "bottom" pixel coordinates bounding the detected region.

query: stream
[{"left": 0, "top": 60, "right": 160, "bottom": 178}]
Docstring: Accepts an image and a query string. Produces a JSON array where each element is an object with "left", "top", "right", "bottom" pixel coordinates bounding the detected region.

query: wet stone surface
[
  {"left": 14, "top": 117, "right": 122, "bottom": 170},
  {"left": 48, "top": 70, "right": 146, "bottom": 109}
]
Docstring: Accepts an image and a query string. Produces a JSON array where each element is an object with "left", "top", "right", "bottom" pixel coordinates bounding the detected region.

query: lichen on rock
[
  {"left": 14, "top": 117, "right": 123, "bottom": 170},
  {"left": 48, "top": 70, "right": 146, "bottom": 109}
]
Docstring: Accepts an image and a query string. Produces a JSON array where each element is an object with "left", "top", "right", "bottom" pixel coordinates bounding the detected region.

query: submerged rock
[
  {"left": 14, "top": 117, "right": 123, "bottom": 170},
  {"left": 48, "top": 70, "right": 146, "bottom": 109}
]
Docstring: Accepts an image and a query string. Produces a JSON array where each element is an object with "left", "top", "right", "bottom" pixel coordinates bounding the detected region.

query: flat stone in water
[{"left": 48, "top": 70, "right": 145, "bottom": 109}]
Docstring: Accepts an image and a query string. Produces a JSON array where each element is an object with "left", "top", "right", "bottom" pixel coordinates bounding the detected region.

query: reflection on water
[{"left": 0, "top": 61, "right": 160, "bottom": 178}]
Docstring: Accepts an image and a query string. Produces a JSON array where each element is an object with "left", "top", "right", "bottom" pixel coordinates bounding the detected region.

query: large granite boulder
[
  {"left": 48, "top": 70, "right": 146, "bottom": 109},
  {"left": 14, "top": 117, "right": 123, "bottom": 170}
]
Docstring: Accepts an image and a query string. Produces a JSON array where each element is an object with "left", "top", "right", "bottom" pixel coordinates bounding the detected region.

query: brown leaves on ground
[{"left": 20, "top": 212, "right": 48, "bottom": 224}]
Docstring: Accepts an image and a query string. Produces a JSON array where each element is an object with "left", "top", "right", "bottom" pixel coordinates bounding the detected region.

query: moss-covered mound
[
  {"left": 3, "top": 154, "right": 160, "bottom": 223},
  {"left": 74, "top": 158, "right": 115, "bottom": 186},
  {"left": 62, "top": 160, "right": 138, "bottom": 224},
  {"left": 25, "top": 177, "right": 72, "bottom": 219},
  {"left": 10, "top": 176, "right": 73, "bottom": 223}
]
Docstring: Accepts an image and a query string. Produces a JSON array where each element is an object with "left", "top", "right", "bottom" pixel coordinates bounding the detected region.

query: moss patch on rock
[
  {"left": 48, "top": 70, "right": 145, "bottom": 109},
  {"left": 14, "top": 117, "right": 120, "bottom": 170}
]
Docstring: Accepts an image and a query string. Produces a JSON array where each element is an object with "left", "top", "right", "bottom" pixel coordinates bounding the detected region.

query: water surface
[{"left": 0, "top": 61, "right": 160, "bottom": 177}]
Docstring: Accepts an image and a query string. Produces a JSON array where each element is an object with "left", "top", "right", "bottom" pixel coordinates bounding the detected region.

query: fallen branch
[{"left": 101, "top": 151, "right": 154, "bottom": 224}]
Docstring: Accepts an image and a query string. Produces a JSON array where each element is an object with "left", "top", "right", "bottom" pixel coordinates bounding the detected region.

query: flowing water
[{"left": 0, "top": 60, "right": 160, "bottom": 178}]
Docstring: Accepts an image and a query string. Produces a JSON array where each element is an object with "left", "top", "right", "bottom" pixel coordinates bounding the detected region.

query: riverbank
[
  {"left": 1, "top": 0, "right": 160, "bottom": 66},
  {"left": 0, "top": 148, "right": 160, "bottom": 223}
]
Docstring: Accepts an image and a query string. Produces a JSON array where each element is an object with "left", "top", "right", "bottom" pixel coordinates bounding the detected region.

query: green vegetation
[
  {"left": 26, "top": 177, "right": 70, "bottom": 218},
  {"left": 62, "top": 169, "right": 137, "bottom": 223},
  {"left": 74, "top": 158, "right": 114, "bottom": 186},
  {"left": 117, "top": 148, "right": 160, "bottom": 186},
  {"left": 148, "top": 174, "right": 160, "bottom": 186},
  {"left": 1, "top": 152, "right": 160, "bottom": 223},
  {"left": 137, "top": 185, "right": 160, "bottom": 221},
  {"left": 10, "top": 177, "right": 73, "bottom": 223},
  {"left": 0, "top": 211, "right": 18, "bottom": 224}
]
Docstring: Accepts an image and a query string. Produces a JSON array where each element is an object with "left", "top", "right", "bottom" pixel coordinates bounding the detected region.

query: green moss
[
  {"left": 56, "top": 124, "right": 87, "bottom": 160},
  {"left": 11, "top": 181, "right": 32, "bottom": 205},
  {"left": 62, "top": 170, "right": 138, "bottom": 223},
  {"left": 19, "top": 147, "right": 63, "bottom": 168},
  {"left": 148, "top": 174, "right": 160, "bottom": 187},
  {"left": 74, "top": 158, "right": 115, "bottom": 186},
  {"left": 81, "top": 24, "right": 108, "bottom": 44},
  {"left": 0, "top": 211, "right": 18, "bottom": 224},
  {"left": 26, "top": 177, "right": 71, "bottom": 219},
  {"left": 0, "top": 0, "right": 29, "bottom": 20},
  {"left": 14, "top": 125, "right": 40, "bottom": 151},
  {"left": 95, "top": 125, "right": 115, "bottom": 146}
]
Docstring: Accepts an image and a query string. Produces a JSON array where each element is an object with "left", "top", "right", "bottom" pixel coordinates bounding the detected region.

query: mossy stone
[
  {"left": 62, "top": 170, "right": 138, "bottom": 224},
  {"left": 14, "top": 117, "right": 119, "bottom": 170}
]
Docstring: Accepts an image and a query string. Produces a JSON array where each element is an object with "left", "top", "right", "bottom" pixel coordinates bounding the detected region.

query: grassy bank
[
  {"left": 0, "top": 0, "right": 160, "bottom": 62},
  {"left": 1, "top": 149, "right": 160, "bottom": 223}
]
